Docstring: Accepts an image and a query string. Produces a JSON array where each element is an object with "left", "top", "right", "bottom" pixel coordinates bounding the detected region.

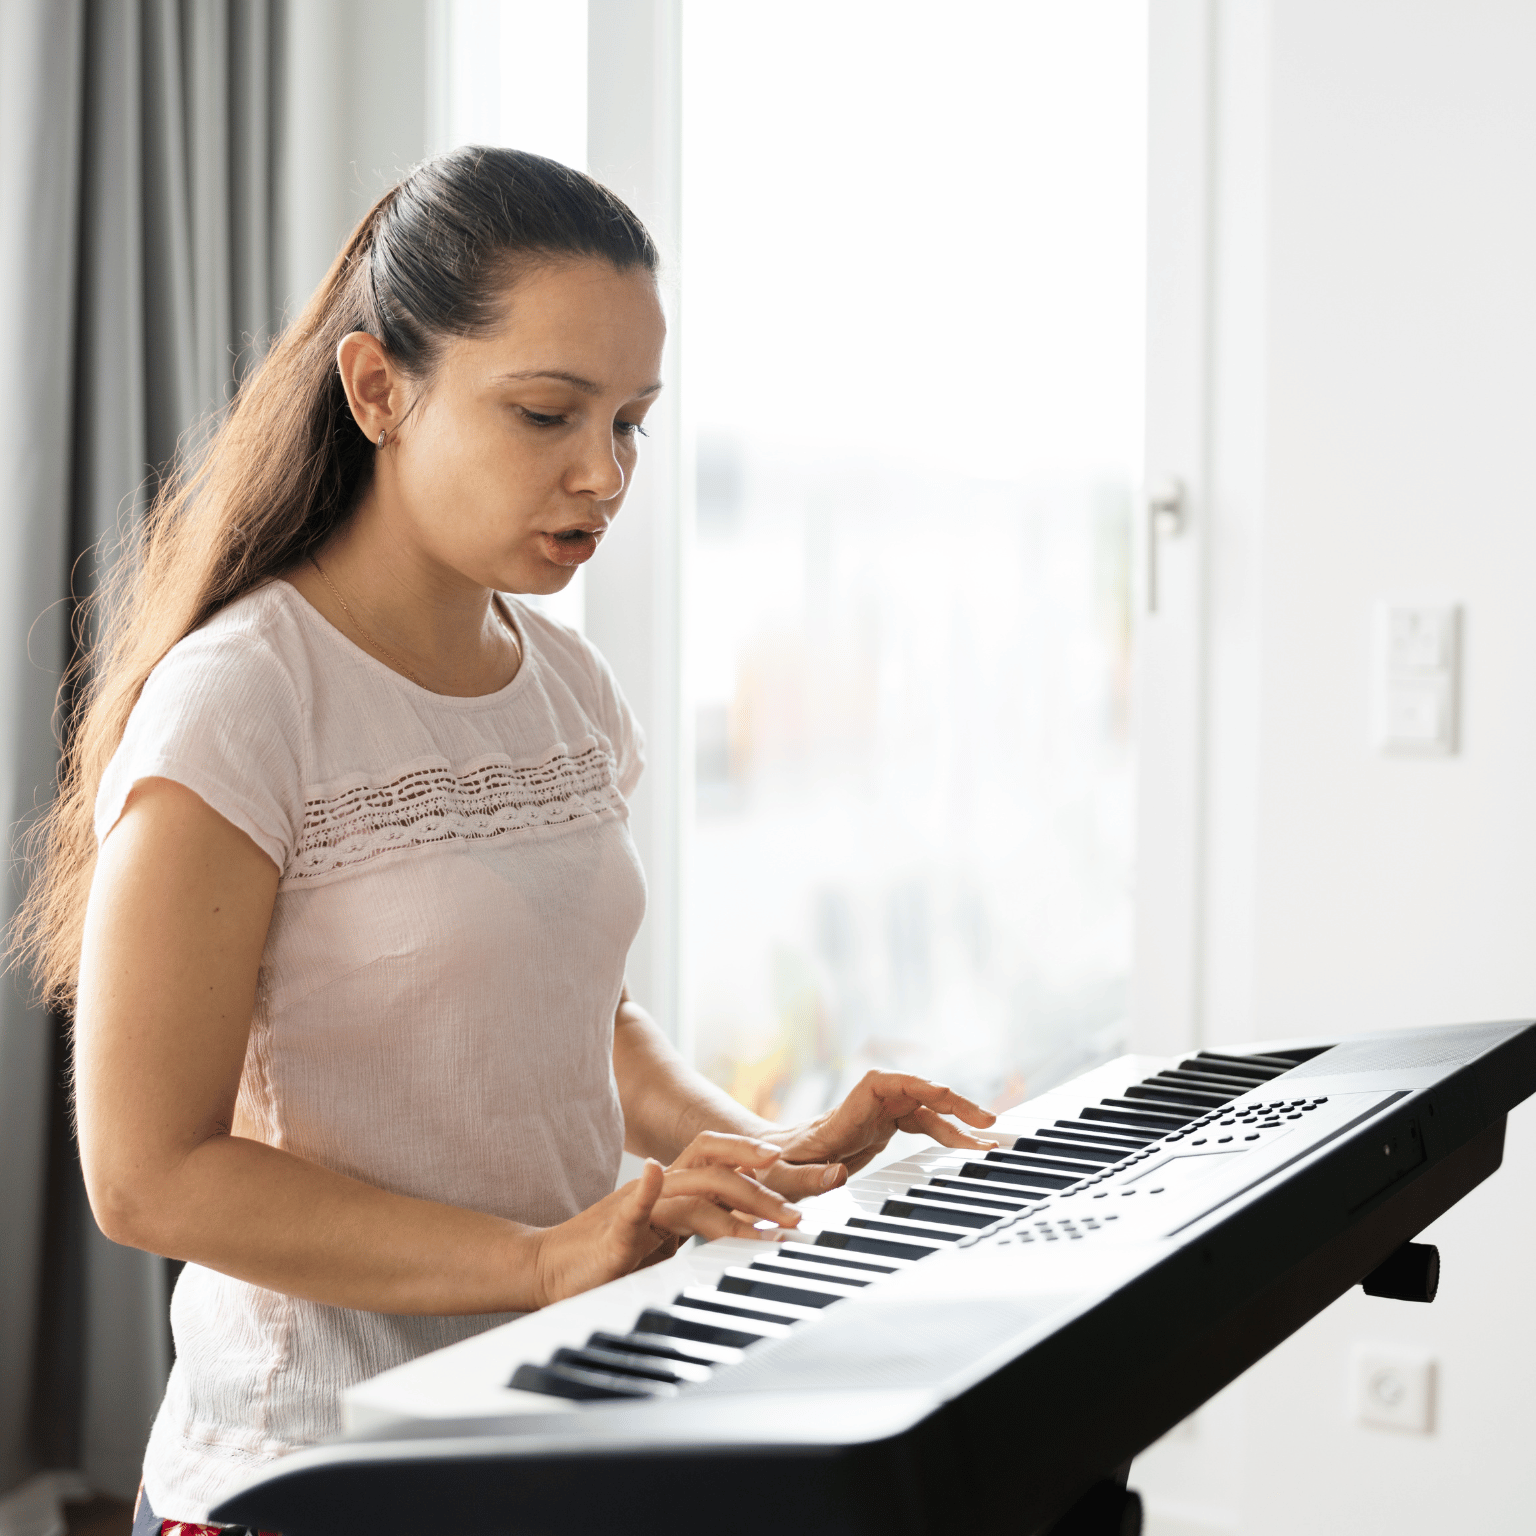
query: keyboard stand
[{"left": 1042, "top": 1465, "right": 1141, "bottom": 1536}]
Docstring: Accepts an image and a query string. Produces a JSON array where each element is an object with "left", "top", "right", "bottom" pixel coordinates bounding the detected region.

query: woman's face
[{"left": 383, "top": 257, "right": 667, "bottom": 596}]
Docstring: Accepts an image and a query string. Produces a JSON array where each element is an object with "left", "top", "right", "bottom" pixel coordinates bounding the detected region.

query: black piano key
[
  {"left": 1124, "top": 1084, "right": 1227, "bottom": 1111},
  {"left": 815, "top": 1226, "right": 942, "bottom": 1261},
  {"left": 990, "top": 1149, "right": 1101, "bottom": 1176},
  {"left": 774, "top": 1241, "right": 904, "bottom": 1273},
  {"left": 634, "top": 1306, "right": 788, "bottom": 1349},
  {"left": 959, "top": 1160, "right": 1072, "bottom": 1190},
  {"left": 880, "top": 1197, "right": 1000, "bottom": 1230},
  {"left": 1153, "top": 1068, "right": 1253, "bottom": 1095},
  {"left": 1096, "top": 1098, "right": 1196, "bottom": 1124},
  {"left": 1208, "top": 1049, "right": 1300, "bottom": 1072},
  {"left": 847, "top": 1215, "right": 966, "bottom": 1241},
  {"left": 929, "top": 1175, "right": 1046, "bottom": 1203},
  {"left": 1188, "top": 1051, "right": 1291, "bottom": 1080},
  {"left": 1052, "top": 1120, "right": 1155, "bottom": 1147},
  {"left": 719, "top": 1267, "right": 856, "bottom": 1308},
  {"left": 1142, "top": 1071, "right": 1243, "bottom": 1099},
  {"left": 588, "top": 1330, "right": 743, "bottom": 1368},
  {"left": 749, "top": 1257, "right": 873, "bottom": 1288},
  {"left": 674, "top": 1286, "right": 818, "bottom": 1326},
  {"left": 551, "top": 1345, "right": 712, "bottom": 1386},
  {"left": 1080, "top": 1105, "right": 1188, "bottom": 1132},
  {"left": 907, "top": 1183, "right": 1031, "bottom": 1212},
  {"left": 511, "top": 1361, "right": 671, "bottom": 1401},
  {"left": 1011, "top": 1136, "right": 1124, "bottom": 1164},
  {"left": 979, "top": 1153, "right": 1079, "bottom": 1185}
]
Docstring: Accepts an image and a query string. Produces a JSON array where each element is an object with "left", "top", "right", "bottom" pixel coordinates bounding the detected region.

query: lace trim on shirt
[{"left": 289, "top": 743, "right": 622, "bottom": 880}]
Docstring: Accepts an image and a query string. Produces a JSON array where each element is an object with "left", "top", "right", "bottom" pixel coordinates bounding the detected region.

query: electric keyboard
[{"left": 213, "top": 1019, "right": 1536, "bottom": 1536}]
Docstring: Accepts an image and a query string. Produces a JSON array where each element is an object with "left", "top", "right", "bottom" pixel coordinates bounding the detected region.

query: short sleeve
[
  {"left": 94, "top": 631, "right": 305, "bottom": 871},
  {"left": 581, "top": 639, "right": 646, "bottom": 800}
]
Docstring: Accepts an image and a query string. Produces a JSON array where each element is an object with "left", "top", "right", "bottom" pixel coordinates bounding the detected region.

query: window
[{"left": 681, "top": 1, "right": 1146, "bottom": 1117}]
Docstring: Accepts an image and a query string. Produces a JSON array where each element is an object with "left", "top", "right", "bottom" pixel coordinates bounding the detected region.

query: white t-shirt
[{"left": 93, "top": 579, "right": 646, "bottom": 1523}]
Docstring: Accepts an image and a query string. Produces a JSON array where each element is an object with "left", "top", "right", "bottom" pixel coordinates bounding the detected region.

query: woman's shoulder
[
  {"left": 509, "top": 600, "right": 644, "bottom": 795},
  {"left": 100, "top": 584, "right": 312, "bottom": 858},
  {"left": 148, "top": 580, "right": 314, "bottom": 701},
  {"left": 177, "top": 577, "right": 306, "bottom": 656},
  {"left": 510, "top": 600, "right": 609, "bottom": 696}
]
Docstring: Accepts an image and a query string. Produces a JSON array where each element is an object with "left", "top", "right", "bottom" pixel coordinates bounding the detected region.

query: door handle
[{"left": 1146, "top": 478, "right": 1187, "bottom": 614}]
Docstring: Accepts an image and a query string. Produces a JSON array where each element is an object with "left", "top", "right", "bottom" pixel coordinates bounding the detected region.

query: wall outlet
[
  {"left": 1373, "top": 602, "right": 1460, "bottom": 756},
  {"left": 1353, "top": 1344, "right": 1436, "bottom": 1433}
]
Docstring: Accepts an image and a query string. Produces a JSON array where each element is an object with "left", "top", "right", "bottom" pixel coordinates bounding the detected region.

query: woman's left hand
[
  {"left": 754, "top": 1071, "right": 999, "bottom": 1197},
  {"left": 644, "top": 1131, "right": 810, "bottom": 1246}
]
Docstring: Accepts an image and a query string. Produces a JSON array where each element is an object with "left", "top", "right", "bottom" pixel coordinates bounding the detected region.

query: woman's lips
[{"left": 542, "top": 529, "right": 599, "bottom": 566}]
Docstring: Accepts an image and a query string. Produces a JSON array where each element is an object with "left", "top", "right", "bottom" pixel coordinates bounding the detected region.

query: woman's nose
[{"left": 567, "top": 429, "right": 626, "bottom": 502}]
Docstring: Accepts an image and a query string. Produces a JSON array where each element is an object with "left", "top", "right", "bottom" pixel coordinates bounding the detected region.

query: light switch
[
  {"left": 1374, "top": 602, "right": 1459, "bottom": 756},
  {"left": 1353, "top": 1344, "right": 1436, "bottom": 1433}
]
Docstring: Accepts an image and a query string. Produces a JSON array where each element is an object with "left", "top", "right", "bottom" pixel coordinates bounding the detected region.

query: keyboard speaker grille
[{"left": 1284, "top": 1021, "right": 1525, "bottom": 1077}]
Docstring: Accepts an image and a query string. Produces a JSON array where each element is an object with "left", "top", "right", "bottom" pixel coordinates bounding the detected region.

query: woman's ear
[{"left": 336, "top": 331, "right": 400, "bottom": 442}]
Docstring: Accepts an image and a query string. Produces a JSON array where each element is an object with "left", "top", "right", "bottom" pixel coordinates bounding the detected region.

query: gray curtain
[{"left": 0, "top": 0, "right": 283, "bottom": 1502}]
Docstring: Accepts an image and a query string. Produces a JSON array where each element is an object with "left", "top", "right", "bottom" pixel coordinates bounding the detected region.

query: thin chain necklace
[{"left": 308, "top": 555, "right": 519, "bottom": 690}]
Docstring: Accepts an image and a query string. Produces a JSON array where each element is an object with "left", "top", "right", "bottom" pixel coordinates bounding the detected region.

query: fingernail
[{"left": 821, "top": 1166, "right": 841, "bottom": 1188}]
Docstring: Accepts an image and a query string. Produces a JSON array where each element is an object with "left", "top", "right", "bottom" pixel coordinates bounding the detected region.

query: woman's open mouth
[{"left": 542, "top": 528, "right": 601, "bottom": 567}]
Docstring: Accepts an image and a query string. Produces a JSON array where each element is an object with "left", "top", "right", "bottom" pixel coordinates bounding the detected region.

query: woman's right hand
[{"left": 531, "top": 1133, "right": 802, "bottom": 1307}]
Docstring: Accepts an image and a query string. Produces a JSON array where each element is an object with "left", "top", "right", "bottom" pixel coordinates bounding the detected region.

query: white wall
[{"left": 1136, "top": 3, "right": 1536, "bottom": 1531}]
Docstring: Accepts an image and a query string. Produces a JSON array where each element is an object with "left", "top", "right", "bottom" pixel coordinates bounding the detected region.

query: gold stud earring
[{"left": 377, "top": 428, "right": 388, "bottom": 449}]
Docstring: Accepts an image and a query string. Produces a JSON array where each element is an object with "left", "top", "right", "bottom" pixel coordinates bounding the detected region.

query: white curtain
[{"left": 0, "top": 0, "right": 283, "bottom": 1500}]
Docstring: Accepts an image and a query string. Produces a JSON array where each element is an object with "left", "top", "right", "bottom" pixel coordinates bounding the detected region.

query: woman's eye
[
  {"left": 521, "top": 409, "right": 566, "bottom": 428},
  {"left": 615, "top": 420, "right": 649, "bottom": 439}
]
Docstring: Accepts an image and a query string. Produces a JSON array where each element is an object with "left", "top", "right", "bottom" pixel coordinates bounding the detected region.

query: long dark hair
[{"left": 18, "top": 147, "right": 658, "bottom": 1009}]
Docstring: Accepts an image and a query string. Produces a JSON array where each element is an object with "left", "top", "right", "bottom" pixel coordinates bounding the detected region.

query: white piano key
[{"left": 344, "top": 1235, "right": 775, "bottom": 1432}]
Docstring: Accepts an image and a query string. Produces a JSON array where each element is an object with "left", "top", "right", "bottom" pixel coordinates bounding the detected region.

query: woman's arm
[
  {"left": 76, "top": 778, "right": 798, "bottom": 1314},
  {"left": 613, "top": 992, "right": 775, "bottom": 1155}
]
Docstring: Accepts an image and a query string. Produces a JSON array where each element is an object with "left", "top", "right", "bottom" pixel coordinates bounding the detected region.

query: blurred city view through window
[{"left": 682, "top": 1, "right": 1147, "bottom": 1120}]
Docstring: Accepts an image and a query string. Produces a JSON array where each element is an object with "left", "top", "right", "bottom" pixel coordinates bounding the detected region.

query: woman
[{"left": 20, "top": 148, "right": 996, "bottom": 1531}]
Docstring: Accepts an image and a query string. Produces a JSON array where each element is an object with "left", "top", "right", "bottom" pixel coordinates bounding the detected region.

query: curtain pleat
[
  {"left": 2, "top": 0, "right": 284, "bottom": 1502},
  {"left": 0, "top": 0, "right": 86, "bottom": 1498}
]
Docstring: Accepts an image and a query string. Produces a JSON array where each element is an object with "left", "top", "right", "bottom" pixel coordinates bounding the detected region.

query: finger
[
  {"left": 660, "top": 1166, "right": 803, "bottom": 1227},
  {"left": 653, "top": 1199, "right": 779, "bottom": 1244},
  {"left": 620, "top": 1157, "right": 666, "bottom": 1228},
  {"left": 876, "top": 1074, "right": 997, "bottom": 1130},
  {"left": 669, "top": 1131, "right": 784, "bottom": 1172},
  {"left": 661, "top": 1166, "right": 804, "bottom": 1225},
  {"left": 898, "top": 1103, "right": 998, "bottom": 1149},
  {"left": 762, "top": 1159, "right": 846, "bottom": 1198}
]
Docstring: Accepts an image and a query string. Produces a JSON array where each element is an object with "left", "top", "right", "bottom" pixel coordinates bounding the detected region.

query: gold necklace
[{"left": 308, "top": 556, "right": 520, "bottom": 689}]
